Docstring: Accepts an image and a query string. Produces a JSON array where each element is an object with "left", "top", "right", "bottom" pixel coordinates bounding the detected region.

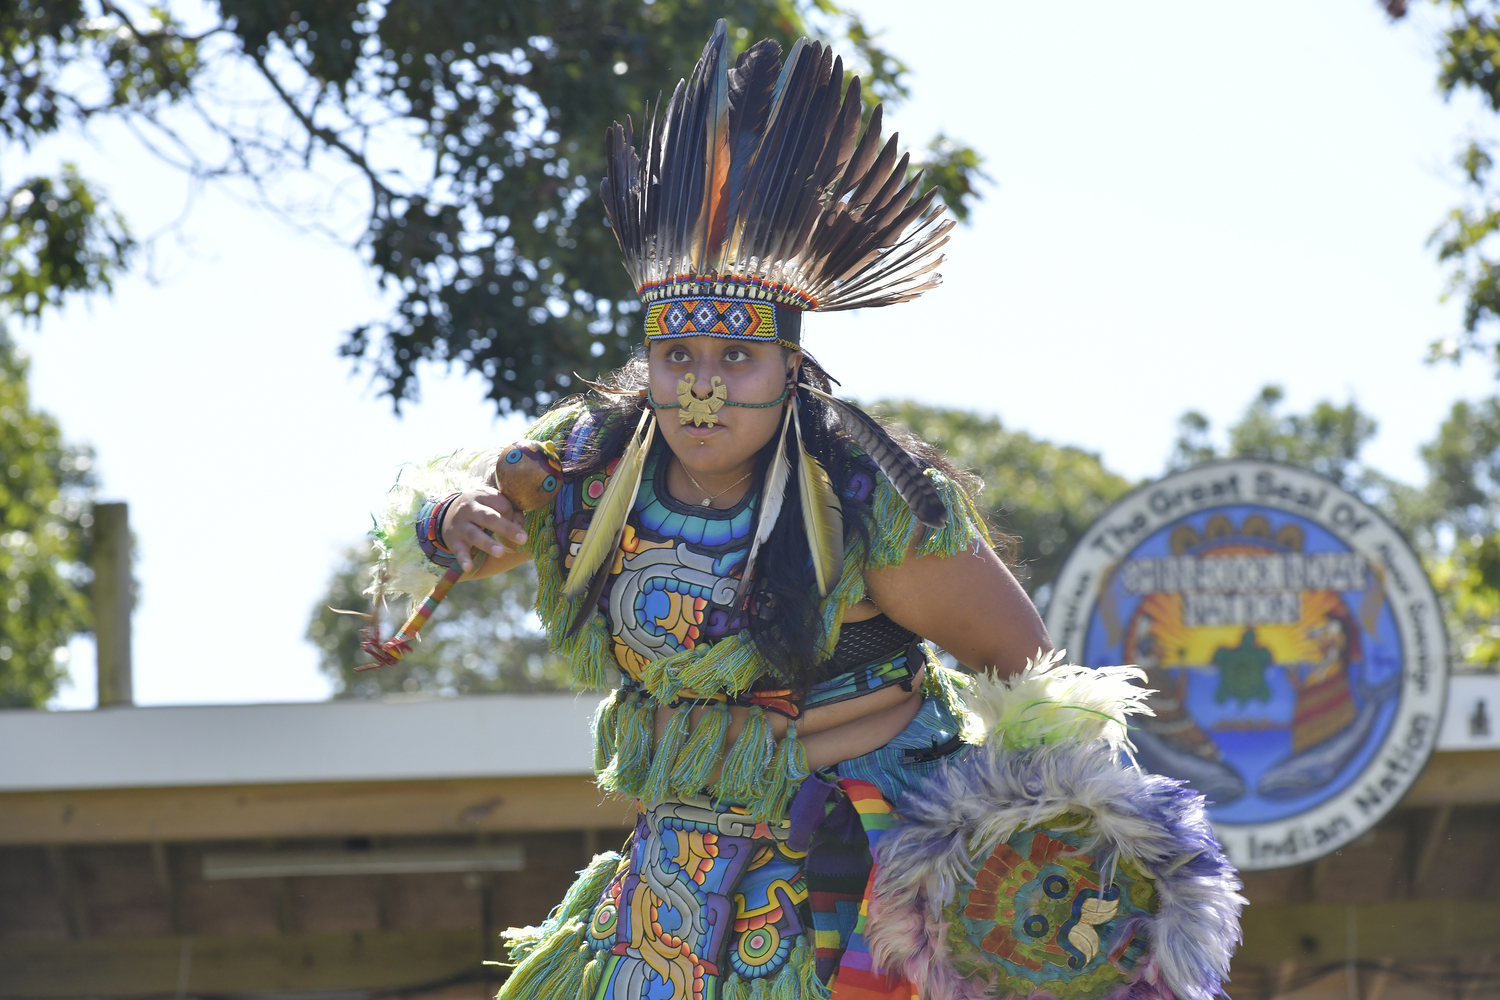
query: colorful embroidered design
[
  {"left": 513, "top": 403, "right": 987, "bottom": 822},
  {"left": 943, "top": 823, "right": 1155, "bottom": 997},
  {"left": 572, "top": 450, "right": 757, "bottom": 682},
  {"left": 805, "top": 653, "right": 918, "bottom": 710},
  {"left": 589, "top": 797, "right": 808, "bottom": 1000}
]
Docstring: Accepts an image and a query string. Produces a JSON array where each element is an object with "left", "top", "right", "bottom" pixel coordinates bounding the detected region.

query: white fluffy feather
[
  {"left": 959, "top": 648, "right": 1155, "bottom": 755},
  {"left": 370, "top": 447, "right": 499, "bottom": 611},
  {"left": 730, "top": 403, "right": 793, "bottom": 609}
]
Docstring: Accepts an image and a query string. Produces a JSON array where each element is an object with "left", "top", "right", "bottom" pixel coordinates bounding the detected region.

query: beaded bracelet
[{"left": 415, "top": 492, "right": 463, "bottom": 570}]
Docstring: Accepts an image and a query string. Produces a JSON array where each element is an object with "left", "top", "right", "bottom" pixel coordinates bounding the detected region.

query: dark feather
[
  {"left": 567, "top": 559, "right": 614, "bottom": 637},
  {"left": 720, "top": 39, "right": 780, "bottom": 264},
  {"left": 599, "top": 23, "right": 948, "bottom": 311},
  {"left": 730, "top": 40, "right": 820, "bottom": 271},
  {"left": 803, "top": 386, "right": 947, "bottom": 528},
  {"left": 831, "top": 104, "right": 884, "bottom": 203}
]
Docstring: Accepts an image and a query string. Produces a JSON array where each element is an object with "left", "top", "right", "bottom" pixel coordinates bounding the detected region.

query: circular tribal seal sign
[{"left": 1045, "top": 460, "right": 1448, "bottom": 871}]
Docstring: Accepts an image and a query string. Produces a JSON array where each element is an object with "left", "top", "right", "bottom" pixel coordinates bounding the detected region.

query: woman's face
[{"left": 648, "top": 336, "right": 796, "bottom": 477}]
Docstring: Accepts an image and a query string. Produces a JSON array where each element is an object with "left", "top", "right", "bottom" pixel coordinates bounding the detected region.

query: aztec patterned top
[{"left": 372, "top": 399, "right": 990, "bottom": 820}]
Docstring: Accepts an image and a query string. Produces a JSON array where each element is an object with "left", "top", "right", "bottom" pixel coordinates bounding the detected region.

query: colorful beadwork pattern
[
  {"left": 637, "top": 274, "right": 818, "bottom": 312},
  {"left": 414, "top": 491, "right": 461, "bottom": 569},
  {"left": 805, "top": 652, "right": 919, "bottom": 711},
  {"left": 645, "top": 297, "right": 781, "bottom": 343},
  {"left": 589, "top": 797, "right": 809, "bottom": 1000}
]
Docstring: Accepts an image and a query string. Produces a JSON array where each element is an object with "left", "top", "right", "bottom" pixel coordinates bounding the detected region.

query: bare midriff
[{"left": 650, "top": 598, "right": 927, "bottom": 773}]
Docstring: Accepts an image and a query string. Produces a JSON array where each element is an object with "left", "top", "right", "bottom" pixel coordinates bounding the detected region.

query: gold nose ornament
[{"left": 676, "top": 373, "right": 728, "bottom": 426}]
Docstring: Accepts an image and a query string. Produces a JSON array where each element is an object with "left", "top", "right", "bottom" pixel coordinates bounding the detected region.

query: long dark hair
[{"left": 554, "top": 352, "right": 978, "bottom": 685}]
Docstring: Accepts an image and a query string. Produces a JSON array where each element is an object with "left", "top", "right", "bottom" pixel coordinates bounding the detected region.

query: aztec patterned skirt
[{"left": 497, "top": 695, "right": 964, "bottom": 1000}]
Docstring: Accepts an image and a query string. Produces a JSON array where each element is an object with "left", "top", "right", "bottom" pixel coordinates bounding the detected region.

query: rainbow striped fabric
[{"left": 826, "top": 779, "right": 918, "bottom": 1000}]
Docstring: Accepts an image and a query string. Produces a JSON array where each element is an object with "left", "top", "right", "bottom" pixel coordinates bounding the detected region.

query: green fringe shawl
[{"left": 498, "top": 850, "right": 621, "bottom": 1000}]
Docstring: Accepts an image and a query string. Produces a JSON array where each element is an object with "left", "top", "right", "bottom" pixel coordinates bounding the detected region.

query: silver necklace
[{"left": 680, "top": 462, "right": 753, "bottom": 508}]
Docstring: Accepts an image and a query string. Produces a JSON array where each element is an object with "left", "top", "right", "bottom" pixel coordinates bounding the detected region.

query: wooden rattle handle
[{"left": 357, "top": 439, "right": 564, "bottom": 671}]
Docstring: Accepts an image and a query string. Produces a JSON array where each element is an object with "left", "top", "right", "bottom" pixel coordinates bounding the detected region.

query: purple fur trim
[{"left": 864, "top": 741, "right": 1244, "bottom": 1000}]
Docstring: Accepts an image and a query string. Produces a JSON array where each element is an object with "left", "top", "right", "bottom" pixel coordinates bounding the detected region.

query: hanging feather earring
[
  {"left": 564, "top": 406, "right": 656, "bottom": 598},
  {"left": 729, "top": 397, "right": 794, "bottom": 610},
  {"left": 794, "top": 393, "right": 843, "bottom": 597}
]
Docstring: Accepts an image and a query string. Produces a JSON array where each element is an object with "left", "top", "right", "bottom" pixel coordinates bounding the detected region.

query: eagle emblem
[{"left": 676, "top": 373, "right": 728, "bottom": 426}]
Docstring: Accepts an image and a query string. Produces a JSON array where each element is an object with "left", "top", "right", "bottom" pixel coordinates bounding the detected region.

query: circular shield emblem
[{"left": 1044, "top": 460, "right": 1448, "bottom": 871}]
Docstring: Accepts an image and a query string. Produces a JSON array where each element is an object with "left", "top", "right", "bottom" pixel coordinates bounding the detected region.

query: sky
[{"left": 10, "top": 1, "right": 1499, "bottom": 708}]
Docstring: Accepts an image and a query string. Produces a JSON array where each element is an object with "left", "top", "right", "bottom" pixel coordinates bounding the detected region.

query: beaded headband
[{"left": 643, "top": 292, "right": 803, "bottom": 349}]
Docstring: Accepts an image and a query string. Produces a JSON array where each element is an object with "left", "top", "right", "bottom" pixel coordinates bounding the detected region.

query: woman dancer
[{"left": 371, "top": 21, "right": 1241, "bottom": 1000}]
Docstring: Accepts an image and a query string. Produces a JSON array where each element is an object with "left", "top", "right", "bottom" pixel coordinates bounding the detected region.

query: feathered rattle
[{"left": 357, "top": 441, "right": 562, "bottom": 670}]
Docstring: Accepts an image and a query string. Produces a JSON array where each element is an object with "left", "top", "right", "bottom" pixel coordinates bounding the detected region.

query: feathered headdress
[
  {"left": 599, "top": 19, "right": 953, "bottom": 348},
  {"left": 564, "top": 21, "right": 953, "bottom": 613}
]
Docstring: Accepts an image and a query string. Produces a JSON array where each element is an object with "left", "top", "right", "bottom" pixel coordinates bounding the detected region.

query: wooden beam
[
  {"left": 0, "top": 929, "right": 487, "bottom": 996},
  {"left": 1236, "top": 900, "right": 1500, "bottom": 964},
  {"left": 90, "top": 502, "right": 133, "bottom": 708},
  {"left": 42, "top": 845, "right": 84, "bottom": 940},
  {"left": 271, "top": 876, "right": 296, "bottom": 935},
  {"left": 2, "top": 752, "right": 1491, "bottom": 848},
  {"left": 148, "top": 842, "right": 181, "bottom": 934},
  {"left": 1402, "top": 750, "right": 1500, "bottom": 807},
  {"left": 1408, "top": 804, "right": 1454, "bottom": 893},
  {"left": 0, "top": 775, "right": 635, "bottom": 845}
]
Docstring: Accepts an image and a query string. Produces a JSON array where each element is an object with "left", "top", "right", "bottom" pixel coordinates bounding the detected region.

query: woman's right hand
[{"left": 441, "top": 484, "right": 531, "bottom": 576}]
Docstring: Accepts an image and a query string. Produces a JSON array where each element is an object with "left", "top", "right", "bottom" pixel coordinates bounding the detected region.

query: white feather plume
[
  {"left": 730, "top": 402, "right": 793, "bottom": 609},
  {"left": 958, "top": 649, "right": 1154, "bottom": 756}
]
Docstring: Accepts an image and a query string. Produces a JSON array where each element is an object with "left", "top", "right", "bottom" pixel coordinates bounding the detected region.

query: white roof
[
  {"left": 0, "top": 692, "right": 601, "bottom": 791},
  {"left": 4, "top": 676, "right": 1497, "bottom": 793}
]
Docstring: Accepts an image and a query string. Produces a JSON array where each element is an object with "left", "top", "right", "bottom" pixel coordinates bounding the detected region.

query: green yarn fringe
[
  {"left": 497, "top": 850, "right": 619, "bottom": 1000},
  {"left": 713, "top": 706, "right": 773, "bottom": 803},
  {"left": 597, "top": 693, "right": 652, "bottom": 793},
  {"left": 591, "top": 690, "right": 622, "bottom": 774},
  {"left": 720, "top": 938, "right": 829, "bottom": 1000},
  {"left": 574, "top": 953, "right": 604, "bottom": 1000},
  {"left": 641, "top": 705, "right": 692, "bottom": 802},
  {"left": 670, "top": 702, "right": 731, "bottom": 795},
  {"left": 754, "top": 723, "right": 809, "bottom": 824}
]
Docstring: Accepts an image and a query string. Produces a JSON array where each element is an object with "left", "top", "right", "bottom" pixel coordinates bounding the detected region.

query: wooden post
[{"left": 91, "top": 503, "right": 133, "bottom": 708}]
